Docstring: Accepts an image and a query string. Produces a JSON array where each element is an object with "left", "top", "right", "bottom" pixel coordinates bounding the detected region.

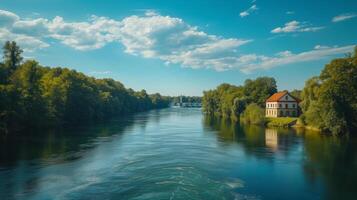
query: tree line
[
  {"left": 202, "top": 47, "right": 357, "bottom": 135},
  {"left": 299, "top": 48, "right": 357, "bottom": 134},
  {"left": 202, "top": 76, "right": 277, "bottom": 122},
  {"left": 0, "top": 41, "right": 170, "bottom": 133}
]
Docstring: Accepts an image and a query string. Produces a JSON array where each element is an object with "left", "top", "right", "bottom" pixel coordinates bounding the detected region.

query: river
[{"left": 1, "top": 108, "right": 356, "bottom": 200}]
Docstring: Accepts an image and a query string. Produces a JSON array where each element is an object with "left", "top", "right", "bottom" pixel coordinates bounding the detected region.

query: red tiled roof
[{"left": 266, "top": 91, "right": 288, "bottom": 102}]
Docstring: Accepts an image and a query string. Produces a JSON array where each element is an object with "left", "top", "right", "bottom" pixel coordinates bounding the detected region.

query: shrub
[{"left": 241, "top": 103, "right": 265, "bottom": 125}]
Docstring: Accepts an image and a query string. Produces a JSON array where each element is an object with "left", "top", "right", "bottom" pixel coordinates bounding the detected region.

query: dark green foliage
[
  {"left": 301, "top": 47, "right": 357, "bottom": 135},
  {"left": 11, "top": 60, "right": 48, "bottom": 128},
  {"left": 243, "top": 77, "right": 277, "bottom": 107},
  {"left": 202, "top": 77, "right": 277, "bottom": 120},
  {"left": 241, "top": 103, "right": 265, "bottom": 125},
  {"left": 2, "top": 41, "right": 23, "bottom": 78},
  {"left": 300, "top": 77, "right": 320, "bottom": 113},
  {"left": 290, "top": 89, "right": 302, "bottom": 100},
  {"left": 231, "top": 97, "right": 247, "bottom": 121},
  {"left": 0, "top": 41, "right": 170, "bottom": 133}
]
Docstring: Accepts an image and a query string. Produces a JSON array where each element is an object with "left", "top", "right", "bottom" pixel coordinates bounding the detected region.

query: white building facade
[{"left": 265, "top": 91, "right": 300, "bottom": 118}]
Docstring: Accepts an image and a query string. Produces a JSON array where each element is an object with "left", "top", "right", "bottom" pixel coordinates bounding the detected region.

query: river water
[{"left": 0, "top": 108, "right": 356, "bottom": 200}]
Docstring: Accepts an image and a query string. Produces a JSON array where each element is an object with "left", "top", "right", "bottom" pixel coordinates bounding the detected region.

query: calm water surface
[{"left": 1, "top": 108, "right": 357, "bottom": 200}]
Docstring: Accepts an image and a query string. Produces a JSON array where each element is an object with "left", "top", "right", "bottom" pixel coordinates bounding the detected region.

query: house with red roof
[{"left": 265, "top": 91, "right": 300, "bottom": 117}]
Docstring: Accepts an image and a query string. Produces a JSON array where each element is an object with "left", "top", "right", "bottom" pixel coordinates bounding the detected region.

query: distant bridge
[
  {"left": 172, "top": 96, "right": 202, "bottom": 107},
  {"left": 172, "top": 102, "right": 202, "bottom": 108}
]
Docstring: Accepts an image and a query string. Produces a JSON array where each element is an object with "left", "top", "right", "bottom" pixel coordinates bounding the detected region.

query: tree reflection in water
[
  {"left": 203, "top": 115, "right": 357, "bottom": 200},
  {"left": 0, "top": 114, "right": 143, "bottom": 168}
]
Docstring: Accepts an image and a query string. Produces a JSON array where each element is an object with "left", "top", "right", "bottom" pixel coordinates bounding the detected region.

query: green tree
[
  {"left": 202, "top": 77, "right": 276, "bottom": 121},
  {"left": 3, "top": 41, "right": 23, "bottom": 75},
  {"left": 301, "top": 47, "right": 357, "bottom": 134},
  {"left": 300, "top": 77, "right": 320, "bottom": 113},
  {"left": 290, "top": 89, "right": 302, "bottom": 100},
  {"left": 0, "top": 84, "right": 21, "bottom": 132},
  {"left": 0, "top": 63, "right": 7, "bottom": 84},
  {"left": 11, "top": 60, "right": 48, "bottom": 127},
  {"left": 202, "top": 90, "right": 220, "bottom": 115},
  {"left": 241, "top": 103, "right": 265, "bottom": 125},
  {"left": 232, "top": 97, "right": 247, "bottom": 120},
  {"left": 244, "top": 77, "right": 277, "bottom": 107},
  {"left": 0, "top": 41, "right": 170, "bottom": 133}
]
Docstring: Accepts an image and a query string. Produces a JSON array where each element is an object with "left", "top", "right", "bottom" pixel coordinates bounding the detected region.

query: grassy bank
[{"left": 265, "top": 117, "right": 298, "bottom": 128}]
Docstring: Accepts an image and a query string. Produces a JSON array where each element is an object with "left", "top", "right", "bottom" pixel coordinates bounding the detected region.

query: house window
[
  {"left": 285, "top": 96, "right": 288, "bottom": 100},
  {"left": 285, "top": 104, "right": 288, "bottom": 108},
  {"left": 286, "top": 111, "right": 290, "bottom": 116},
  {"left": 280, "top": 111, "right": 283, "bottom": 116},
  {"left": 279, "top": 104, "right": 282, "bottom": 108},
  {"left": 292, "top": 104, "right": 296, "bottom": 108}
]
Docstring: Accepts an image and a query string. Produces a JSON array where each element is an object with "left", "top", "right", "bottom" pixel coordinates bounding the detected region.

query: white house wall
[{"left": 265, "top": 93, "right": 299, "bottom": 117}]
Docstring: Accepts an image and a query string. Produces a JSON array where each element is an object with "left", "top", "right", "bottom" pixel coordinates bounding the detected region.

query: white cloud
[
  {"left": 240, "top": 4, "right": 258, "bottom": 18},
  {"left": 332, "top": 13, "right": 357, "bottom": 22},
  {"left": 0, "top": 9, "right": 354, "bottom": 73},
  {"left": 47, "top": 15, "right": 121, "bottom": 50},
  {"left": 89, "top": 70, "right": 111, "bottom": 75},
  {"left": 314, "top": 45, "right": 330, "bottom": 50},
  {"left": 0, "top": 9, "right": 252, "bottom": 70},
  {"left": 271, "top": 20, "right": 324, "bottom": 33},
  {"left": 0, "top": 10, "right": 49, "bottom": 51},
  {"left": 13, "top": 18, "right": 50, "bottom": 36},
  {"left": 144, "top": 10, "right": 159, "bottom": 17},
  {"left": 241, "top": 45, "right": 355, "bottom": 72},
  {"left": 115, "top": 13, "right": 251, "bottom": 71},
  {"left": 0, "top": 10, "right": 19, "bottom": 26},
  {"left": 239, "top": 11, "right": 249, "bottom": 18},
  {"left": 0, "top": 28, "right": 49, "bottom": 52},
  {"left": 0, "top": 10, "right": 122, "bottom": 51},
  {"left": 276, "top": 50, "right": 292, "bottom": 57}
]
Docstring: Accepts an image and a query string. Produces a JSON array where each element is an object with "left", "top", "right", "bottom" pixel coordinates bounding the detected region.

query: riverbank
[
  {"left": 265, "top": 117, "right": 324, "bottom": 133},
  {"left": 265, "top": 117, "right": 298, "bottom": 128},
  {"left": 209, "top": 113, "right": 322, "bottom": 132}
]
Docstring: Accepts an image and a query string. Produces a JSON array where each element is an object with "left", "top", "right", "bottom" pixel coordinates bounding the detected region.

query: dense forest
[
  {"left": 202, "top": 76, "right": 277, "bottom": 121},
  {"left": 203, "top": 47, "right": 357, "bottom": 135},
  {"left": 0, "top": 41, "right": 170, "bottom": 133},
  {"left": 299, "top": 48, "right": 357, "bottom": 135}
]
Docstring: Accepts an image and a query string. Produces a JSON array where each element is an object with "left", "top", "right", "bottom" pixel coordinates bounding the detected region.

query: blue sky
[{"left": 1, "top": 0, "right": 356, "bottom": 96}]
